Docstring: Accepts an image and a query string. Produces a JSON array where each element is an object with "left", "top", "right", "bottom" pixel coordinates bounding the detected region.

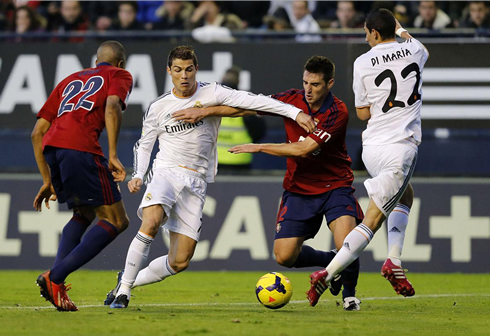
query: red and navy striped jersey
[
  {"left": 272, "top": 89, "right": 354, "bottom": 195},
  {"left": 37, "top": 63, "right": 133, "bottom": 156}
]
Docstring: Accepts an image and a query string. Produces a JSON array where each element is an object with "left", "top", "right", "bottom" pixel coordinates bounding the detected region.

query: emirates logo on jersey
[{"left": 165, "top": 120, "right": 204, "bottom": 134}]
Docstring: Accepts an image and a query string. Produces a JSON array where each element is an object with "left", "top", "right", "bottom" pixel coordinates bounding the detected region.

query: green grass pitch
[{"left": 1, "top": 271, "right": 489, "bottom": 335}]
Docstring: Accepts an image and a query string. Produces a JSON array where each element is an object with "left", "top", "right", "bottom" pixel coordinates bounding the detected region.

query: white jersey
[
  {"left": 133, "top": 81, "right": 302, "bottom": 183},
  {"left": 353, "top": 38, "right": 429, "bottom": 145}
]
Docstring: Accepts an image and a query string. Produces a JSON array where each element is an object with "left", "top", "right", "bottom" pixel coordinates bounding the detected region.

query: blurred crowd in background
[{"left": 1, "top": 1, "right": 490, "bottom": 42}]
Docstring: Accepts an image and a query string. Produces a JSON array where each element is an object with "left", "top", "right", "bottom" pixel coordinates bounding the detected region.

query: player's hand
[
  {"left": 172, "top": 108, "right": 208, "bottom": 124},
  {"left": 128, "top": 178, "right": 143, "bottom": 193},
  {"left": 109, "top": 156, "right": 126, "bottom": 182},
  {"left": 33, "top": 183, "right": 57, "bottom": 212},
  {"left": 228, "top": 144, "right": 260, "bottom": 154},
  {"left": 296, "top": 112, "right": 316, "bottom": 133}
]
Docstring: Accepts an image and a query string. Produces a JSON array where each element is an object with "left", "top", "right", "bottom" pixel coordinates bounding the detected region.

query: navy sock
[
  {"left": 50, "top": 220, "right": 119, "bottom": 284},
  {"left": 341, "top": 257, "right": 360, "bottom": 299},
  {"left": 292, "top": 245, "right": 336, "bottom": 268},
  {"left": 54, "top": 213, "right": 92, "bottom": 266}
]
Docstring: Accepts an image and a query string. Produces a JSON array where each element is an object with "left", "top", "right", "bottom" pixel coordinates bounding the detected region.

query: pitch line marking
[{"left": 1, "top": 293, "right": 489, "bottom": 310}]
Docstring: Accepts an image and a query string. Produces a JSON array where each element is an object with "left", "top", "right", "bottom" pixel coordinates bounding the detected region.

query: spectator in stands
[
  {"left": 110, "top": 1, "right": 145, "bottom": 31},
  {"left": 153, "top": 1, "right": 194, "bottom": 31},
  {"left": 10, "top": 5, "right": 44, "bottom": 42},
  {"left": 86, "top": 1, "right": 118, "bottom": 32},
  {"left": 263, "top": 11, "right": 291, "bottom": 33},
  {"left": 291, "top": 0, "right": 322, "bottom": 42},
  {"left": 13, "top": 5, "right": 43, "bottom": 33},
  {"left": 330, "top": 1, "right": 364, "bottom": 28},
  {"left": 413, "top": 1, "right": 452, "bottom": 29},
  {"left": 189, "top": 1, "right": 243, "bottom": 43},
  {"left": 48, "top": 0, "right": 88, "bottom": 33},
  {"left": 136, "top": 0, "right": 163, "bottom": 30},
  {"left": 460, "top": 1, "right": 490, "bottom": 29},
  {"left": 221, "top": 1, "right": 270, "bottom": 28},
  {"left": 45, "top": 0, "right": 88, "bottom": 42}
]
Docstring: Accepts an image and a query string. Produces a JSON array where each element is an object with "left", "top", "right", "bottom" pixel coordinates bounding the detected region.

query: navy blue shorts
[
  {"left": 44, "top": 146, "right": 121, "bottom": 209},
  {"left": 274, "top": 187, "right": 364, "bottom": 240}
]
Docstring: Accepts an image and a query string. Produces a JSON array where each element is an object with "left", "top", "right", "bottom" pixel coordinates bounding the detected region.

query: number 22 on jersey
[
  {"left": 58, "top": 76, "right": 104, "bottom": 117},
  {"left": 375, "top": 62, "right": 421, "bottom": 113}
]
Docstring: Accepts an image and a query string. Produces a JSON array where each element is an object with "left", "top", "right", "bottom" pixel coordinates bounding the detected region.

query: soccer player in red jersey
[
  {"left": 31, "top": 41, "right": 133, "bottom": 311},
  {"left": 173, "top": 56, "right": 364, "bottom": 311}
]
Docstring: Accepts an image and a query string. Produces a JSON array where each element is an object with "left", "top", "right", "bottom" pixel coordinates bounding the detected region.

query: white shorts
[
  {"left": 138, "top": 167, "right": 207, "bottom": 242},
  {"left": 362, "top": 139, "right": 418, "bottom": 217}
]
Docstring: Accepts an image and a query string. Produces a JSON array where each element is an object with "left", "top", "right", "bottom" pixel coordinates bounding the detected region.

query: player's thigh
[
  {"left": 329, "top": 215, "right": 357, "bottom": 251},
  {"left": 43, "top": 146, "right": 67, "bottom": 203},
  {"left": 95, "top": 200, "right": 129, "bottom": 232},
  {"left": 273, "top": 236, "right": 305, "bottom": 263},
  {"left": 362, "top": 143, "right": 417, "bottom": 216},
  {"left": 139, "top": 204, "right": 168, "bottom": 237},
  {"left": 164, "top": 171, "right": 207, "bottom": 243},
  {"left": 54, "top": 148, "right": 122, "bottom": 209},
  {"left": 167, "top": 230, "right": 197, "bottom": 272},
  {"left": 275, "top": 190, "right": 323, "bottom": 241}
]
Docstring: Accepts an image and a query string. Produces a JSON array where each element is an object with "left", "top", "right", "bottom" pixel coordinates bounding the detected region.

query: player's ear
[
  {"left": 117, "top": 59, "right": 125, "bottom": 69},
  {"left": 195, "top": 64, "right": 199, "bottom": 72},
  {"left": 95, "top": 59, "right": 99, "bottom": 66},
  {"left": 327, "top": 78, "right": 335, "bottom": 89},
  {"left": 166, "top": 66, "right": 171, "bottom": 75}
]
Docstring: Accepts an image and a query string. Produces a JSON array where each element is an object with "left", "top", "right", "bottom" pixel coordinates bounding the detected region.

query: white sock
[
  {"left": 133, "top": 255, "right": 177, "bottom": 287},
  {"left": 117, "top": 231, "right": 154, "bottom": 297},
  {"left": 325, "top": 224, "right": 373, "bottom": 282},
  {"left": 387, "top": 204, "right": 410, "bottom": 267}
]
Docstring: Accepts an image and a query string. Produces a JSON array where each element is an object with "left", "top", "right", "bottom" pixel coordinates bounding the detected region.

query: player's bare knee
[
  {"left": 75, "top": 207, "right": 96, "bottom": 223},
  {"left": 399, "top": 184, "right": 414, "bottom": 208},
  {"left": 117, "top": 215, "right": 130, "bottom": 232},
  {"left": 274, "top": 252, "right": 295, "bottom": 268},
  {"left": 168, "top": 259, "right": 189, "bottom": 273}
]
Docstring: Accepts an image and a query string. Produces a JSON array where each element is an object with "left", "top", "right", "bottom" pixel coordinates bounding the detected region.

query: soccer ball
[{"left": 255, "top": 272, "right": 293, "bottom": 309}]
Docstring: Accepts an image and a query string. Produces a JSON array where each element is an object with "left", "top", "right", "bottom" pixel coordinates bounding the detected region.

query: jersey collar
[
  {"left": 96, "top": 62, "right": 112, "bottom": 67},
  {"left": 303, "top": 90, "right": 334, "bottom": 115}
]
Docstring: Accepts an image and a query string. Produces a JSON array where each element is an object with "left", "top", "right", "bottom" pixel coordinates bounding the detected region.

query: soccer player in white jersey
[
  {"left": 105, "top": 45, "right": 315, "bottom": 308},
  {"left": 307, "top": 8, "right": 429, "bottom": 306}
]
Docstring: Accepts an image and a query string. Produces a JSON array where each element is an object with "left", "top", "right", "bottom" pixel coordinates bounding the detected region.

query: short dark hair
[
  {"left": 98, "top": 40, "right": 127, "bottom": 64},
  {"left": 304, "top": 56, "right": 335, "bottom": 82},
  {"left": 365, "top": 8, "right": 396, "bottom": 41},
  {"left": 119, "top": 1, "right": 138, "bottom": 13},
  {"left": 167, "top": 45, "right": 198, "bottom": 67}
]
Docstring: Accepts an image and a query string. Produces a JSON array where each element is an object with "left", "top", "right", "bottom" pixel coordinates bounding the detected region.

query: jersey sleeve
[
  {"left": 353, "top": 59, "right": 370, "bottom": 108},
  {"left": 37, "top": 84, "right": 62, "bottom": 123},
  {"left": 214, "top": 83, "right": 302, "bottom": 120},
  {"left": 109, "top": 69, "right": 133, "bottom": 110},
  {"left": 407, "top": 38, "right": 429, "bottom": 67},
  {"left": 308, "top": 101, "right": 348, "bottom": 145},
  {"left": 132, "top": 105, "right": 158, "bottom": 180}
]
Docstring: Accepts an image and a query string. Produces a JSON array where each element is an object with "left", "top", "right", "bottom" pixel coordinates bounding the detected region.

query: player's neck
[{"left": 374, "top": 38, "right": 397, "bottom": 47}]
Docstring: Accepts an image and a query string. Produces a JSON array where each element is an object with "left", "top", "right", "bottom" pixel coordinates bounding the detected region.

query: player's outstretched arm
[
  {"left": 105, "top": 95, "right": 126, "bottom": 182},
  {"left": 173, "top": 106, "right": 256, "bottom": 124},
  {"left": 31, "top": 117, "right": 57, "bottom": 211},
  {"left": 229, "top": 137, "right": 319, "bottom": 158}
]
